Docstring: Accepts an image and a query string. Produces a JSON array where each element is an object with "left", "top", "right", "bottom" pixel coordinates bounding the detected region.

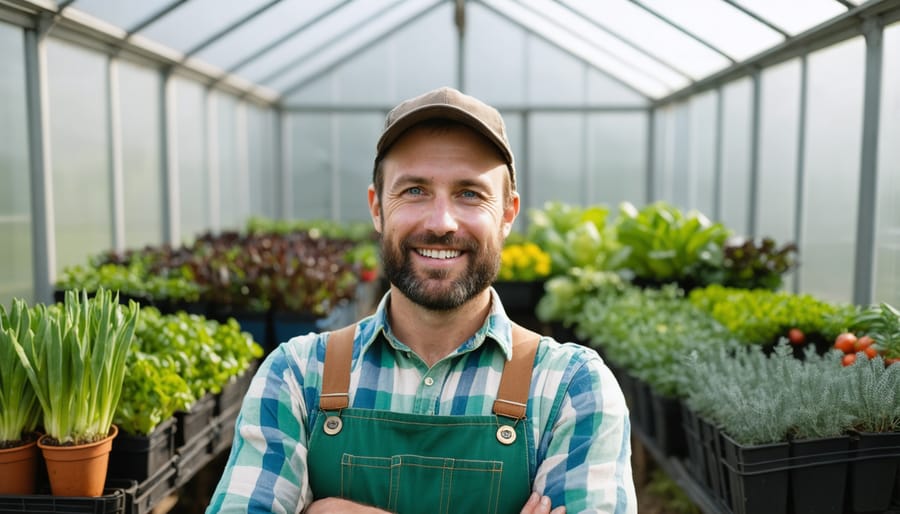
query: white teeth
[{"left": 417, "top": 248, "right": 461, "bottom": 259}]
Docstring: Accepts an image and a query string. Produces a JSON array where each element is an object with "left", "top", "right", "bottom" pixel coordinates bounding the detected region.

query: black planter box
[
  {"left": 0, "top": 482, "right": 133, "bottom": 514},
  {"left": 699, "top": 416, "right": 729, "bottom": 506},
  {"left": 790, "top": 435, "right": 851, "bottom": 514},
  {"left": 215, "top": 361, "right": 258, "bottom": 415},
  {"left": 129, "top": 464, "right": 177, "bottom": 514},
  {"left": 107, "top": 417, "right": 177, "bottom": 483},
  {"left": 175, "top": 392, "right": 217, "bottom": 448},
  {"left": 721, "top": 432, "right": 790, "bottom": 514},
  {"left": 631, "top": 377, "right": 655, "bottom": 438},
  {"left": 649, "top": 390, "right": 687, "bottom": 458},
  {"left": 681, "top": 402, "right": 707, "bottom": 485},
  {"left": 849, "top": 431, "right": 900, "bottom": 513}
]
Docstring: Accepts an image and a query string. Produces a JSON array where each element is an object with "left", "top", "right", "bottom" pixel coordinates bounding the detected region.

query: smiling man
[{"left": 207, "top": 87, "right": 636, "bottom": 514}]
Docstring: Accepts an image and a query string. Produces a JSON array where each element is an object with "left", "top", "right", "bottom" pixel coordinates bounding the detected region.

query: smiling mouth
[{"left": 415, "top": 248, "right": 462, "bottom": 259}]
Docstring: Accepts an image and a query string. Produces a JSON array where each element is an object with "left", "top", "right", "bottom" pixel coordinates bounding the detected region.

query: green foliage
[
  {"left": 526, "top": 202, "right": 619, "bottom": 276},
  {"left": 0, "top": 300, "right": 42, "bottom": 444},
  {"left": 13, "top": 289, "right": 139, "bottom": 445},
  {"left": 133, "top": 307, "right": 262, "bottom": 399},
  {"left": 850, "top": 303, "right": 900, "bottom": 358},
  {"left": 114, "top": 351, "right": 194, "bottom": 435},
  {"left": 57, "top": 262, "right": 202, "bottom": 303},
  {"left": 535, "top": 268, "right": 626, "bottom": 326},
  {"left": 645, "top": 469, "right": 701, "bottom": 514},
  {"left": 246, "top": 216, "right": 375, "bottom": 242},
  {"left": 688, "top": 285, "right": 856, "bottom": 345},
  {"left": 714, "top": 237, "right": 798, "bottom": 291},
  {"left": 843, "top": 354, "right": 900, "bottom": 432},
  {"left": 578, "top": 284, "right": 735, "bottom": 397},
  {"left": 612, "top": 201, "right": 731, "bottom": 290}
]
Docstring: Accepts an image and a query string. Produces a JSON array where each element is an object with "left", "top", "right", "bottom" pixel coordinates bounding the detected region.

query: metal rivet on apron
[
  {"left": 324, "top": 415, "right": 343, "bottom": 435},
  {"left": 496, "top": 425, "right": 516, "bottom": 445}
]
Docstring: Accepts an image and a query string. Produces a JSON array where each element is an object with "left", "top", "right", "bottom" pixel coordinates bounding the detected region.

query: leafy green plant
[
  {"left": 526, "top": 202, "right": 619, "bottom": 276},
  {"left": 688, "top": 285, "right": 855, "bottom": 346},
  {"left": 712, "top": 237, "right": 798, "bottom": 291},
  {"left": 114, "top": 351, "right": 194, "bottom": 435},
  {"left": 535, "top": 267, "right": 625, "bottom": 327},
  {"left": 850, "top": 302, "right": 900, "bottom": 360},
  {"left": 0, "top": 300, "right": 42, "bottom": 447},
  {"left": 612, "top": 201, "right": 730, "bottom": 291},
  {"left": 13, "top": 289, "right": 139, "bottom": 445},
  {"left": 134, "top": 307, "right": 262, "bottom": 399}
]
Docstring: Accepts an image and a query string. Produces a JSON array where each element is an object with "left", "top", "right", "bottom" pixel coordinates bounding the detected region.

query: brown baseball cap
[{"left": 375, "top": 87, "right": 516, "bottom": 187}]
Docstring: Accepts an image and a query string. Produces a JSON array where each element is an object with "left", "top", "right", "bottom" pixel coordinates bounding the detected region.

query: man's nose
[{"left": 423, "top": 197, "right": 458, "bottom": 235}]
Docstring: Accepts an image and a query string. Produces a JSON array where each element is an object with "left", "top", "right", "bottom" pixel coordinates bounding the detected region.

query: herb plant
[
  {"left": 13, "top": 289, "right": 139, "bottom": 445},
  {"left": 0, "top": 300, "right": 42, "bottom": 447}
]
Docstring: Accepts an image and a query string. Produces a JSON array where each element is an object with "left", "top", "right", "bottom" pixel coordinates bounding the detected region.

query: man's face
[{"left": 368, "top": 124, "right": 519, "bottom": 311}]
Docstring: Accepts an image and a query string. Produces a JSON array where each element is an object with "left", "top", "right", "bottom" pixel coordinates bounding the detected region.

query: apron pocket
[
  {"left": 339, "top": 454, "right": 393, "bottom": 509},
  {"left": 389, "top": 455, "right": 504, "bottom": 514}
]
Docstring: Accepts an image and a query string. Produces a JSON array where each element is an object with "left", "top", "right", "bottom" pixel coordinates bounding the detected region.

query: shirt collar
[{"left": 358, "top": 287, "right": 516, "bottom": 361}]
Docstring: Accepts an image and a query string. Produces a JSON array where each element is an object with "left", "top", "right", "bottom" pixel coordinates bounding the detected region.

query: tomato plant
[{"left": 842, "top": 353, "right": 857, "bottom": 366}]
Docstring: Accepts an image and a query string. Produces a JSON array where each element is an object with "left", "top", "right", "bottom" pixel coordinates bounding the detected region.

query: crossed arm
[{"left": 304, "top": 493, "right": 566, "bottom": 514}]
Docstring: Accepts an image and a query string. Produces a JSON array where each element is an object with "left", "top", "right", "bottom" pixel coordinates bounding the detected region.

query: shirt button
[{"left": 424, "top": 377, "right": 435, "bottom": 386}]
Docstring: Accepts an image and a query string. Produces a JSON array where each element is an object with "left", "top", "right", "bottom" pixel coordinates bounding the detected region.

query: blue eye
[
  {"left": 461, "top": 190, "right": 478, "bottom": 199},
  {"left": 407, "top": 187, "right": 423, "bottom": 196}
]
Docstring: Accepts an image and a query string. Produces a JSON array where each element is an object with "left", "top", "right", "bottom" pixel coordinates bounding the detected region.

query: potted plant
[
  {"left": 14, "top": 288, "right": 139, "bottom": 497},
  {"left": 0, "top": 299, "right": 43, "bottom": 494}
]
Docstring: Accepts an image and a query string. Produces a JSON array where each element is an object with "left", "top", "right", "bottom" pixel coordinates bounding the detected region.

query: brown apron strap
[
  {"left": 319, "top": 322, "right": 541, "bottom": 419},
  {"left": 492, "top": 323, "right": 541, "bottom": 420},
  {"left": 320, "top": 324, "right": 356, "bottom": 411}
]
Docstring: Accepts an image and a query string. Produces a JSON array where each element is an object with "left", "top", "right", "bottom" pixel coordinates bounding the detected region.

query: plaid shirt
[{"left": 208, "top": 289, "right": 636, "bottom": 514}]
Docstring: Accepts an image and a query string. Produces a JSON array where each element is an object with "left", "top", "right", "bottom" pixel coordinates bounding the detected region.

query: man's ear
[
  {"left": 501, "top": 192, "right": 520, "bottom": 238},
  {"left": 368, "top": 184, "right": 382, "bottom": 233}
]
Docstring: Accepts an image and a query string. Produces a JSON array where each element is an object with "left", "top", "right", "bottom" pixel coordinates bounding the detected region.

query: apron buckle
[
  {"left": 496, "top": 424, "right": 517, "bottom": 445},
  {"left": 323, "top": 414, "right": 344, "bottom": 435}
]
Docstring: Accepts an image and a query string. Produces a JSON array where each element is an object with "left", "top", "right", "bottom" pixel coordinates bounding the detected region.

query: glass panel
[
  {"left": 527, "top": 36, "right": 586, "bottom": 105},
  {"left": 216, "top": 92, "right": 243, "bottom": 230},
  {"left": 586, "top": 112, "right": 647, "bottom": 207},
  {"left": 481, "top": 0, "right": 671, "bottom": 98},
  {"left": 734, "top": 0, "right": 846, "bottom": 35},
  {"left": 799, "top": 37, "right": 864, "bottom": 303},
  {"left": 519, "top": 0, "right": 689, "bottom": 90},
  {"left": 139, "top": 0, "right": 271, "bottom": 54},
  {"left": 756, "top": 59, "right": 801, "bottom": 245},
  {"left": 688, "top": 90, "right": 717, "bottom": 218},
  {"left": 46, "top": 39, "right": 112, "bottom": 273},
  {"left": 241, "top": 1, "right": 406, "bottom": 85},
  {"left": 874, "top": 23, "right": 900, "bottom": 306},
  {"left": 526, "top": 113, "right": 585, "bottom": 209},
  {"left": 248, "top": 105, "right": 278, "bottom": 219},
  {"left": 587, "top": 68, "right": 649, "bottom": 106},
  {"left": 290, "top": 113, "right": 332, "bottom": 220},
  {"left": 118, "top": 59, "right": 163, "bottom": 249},
  {"left": 562, "top": 0, "right": 731, "bottom": 80},
  {"left": 642, "top": 0, "right": 784, "bottom": 61},
  {"left": 0, "top": 23, "right": 33, "bottom": 304},
  {"left": 267, "top": 0, "right": 443, "bottom": 93},
  {"left": 669, "top": 102, "right": 691, "bottom": 212},
  {"left": 335, "top": 114, "right": 383, "bottom": 222},
  {"left": 719, "top": 77, "right": 752, "bottom": 236},
  {"left": 174, "top": 77, "right": 209, "bottom": 244},
  {"left": 73, "top": 0, "right": 178, "bottom": 33},
  {"left": 384, "top": 2, "right": 455, "bottom": 104},
  {"left": 466, "top": 3, "right": 527, "bottom": 105},
  {"left": 196, "top": 0, "right": 343, "bottom": 71},
  {"left": 652, "top": 105, "right": 677, "bottom": 203}
]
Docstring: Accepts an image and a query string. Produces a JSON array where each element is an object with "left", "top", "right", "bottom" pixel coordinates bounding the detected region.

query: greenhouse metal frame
[{"left": 1, "top": 0, "right": 899, "bottom": 308}]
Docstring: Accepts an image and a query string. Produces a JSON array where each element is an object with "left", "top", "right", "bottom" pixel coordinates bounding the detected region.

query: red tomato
[
  {"left": 834, "top": 333, "right": 858, "bottom": 354},
  {"left": 885, "top": 357, "right": 900, "bottom": 366},
  {"left": 854, "top": 335, "right": 875, "bottom": 352},
  {"left": 842, "top": 353, "right": 857, "bottom": 366},
  {"left": 360, "top": 269, "right": 378, "bottom": 282},
  {"left": 788, "top": 328, "right": 805, "bottom": 345},
  {"left": 863, "top": 346, "right": 878, "bottom": 359}
]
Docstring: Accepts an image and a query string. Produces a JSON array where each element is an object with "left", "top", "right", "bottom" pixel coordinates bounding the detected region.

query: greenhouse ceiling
[{"left": 0, "top": 0, "right": 896, "bottom": 105}]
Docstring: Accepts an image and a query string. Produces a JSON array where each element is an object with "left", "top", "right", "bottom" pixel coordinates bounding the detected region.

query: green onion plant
[{"left": 0, "top": 299, "right": 42, "bottom": 446}]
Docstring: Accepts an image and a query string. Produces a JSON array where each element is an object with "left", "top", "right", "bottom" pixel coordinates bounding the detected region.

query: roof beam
[
  {"left": 629, "top": 0, "right": 736, "bottom": 64},
  {"left": 552, "top": 0, "right": 695, "bottom": 81},
  {"left": 655, "top": 0, "right": 900, "bottom": 106},
  {"left": 260, "top": 0, "right": 412, "bottom": 87},
  {"left": 126, "top": 0, "right": 187, "bottom": 35},
  {"left": 183, "top": 0, "right": 282, "bottom": 58},
  {"left": 721, "top": 0, "right": 790, "bottom": 38},
  {"left": 225, "top": 0, "right": 353, "bottom": 75},
  {"left": 280, "top": 0, "right": 446, "bottom": 96}
]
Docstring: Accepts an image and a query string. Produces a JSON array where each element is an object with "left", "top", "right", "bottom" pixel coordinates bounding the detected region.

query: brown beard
[{"left": 380, "top": 231, "right": 501, "bottom": 311}]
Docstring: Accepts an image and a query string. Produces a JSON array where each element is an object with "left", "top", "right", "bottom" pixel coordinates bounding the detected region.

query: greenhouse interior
[{"left": 1, "top": 0, "right": 900, "bottom": 513}]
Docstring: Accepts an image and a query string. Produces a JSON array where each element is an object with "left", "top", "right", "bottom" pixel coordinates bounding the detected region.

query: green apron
[{"left": 307, "top": 324, "right": 540, "bottom": 514}]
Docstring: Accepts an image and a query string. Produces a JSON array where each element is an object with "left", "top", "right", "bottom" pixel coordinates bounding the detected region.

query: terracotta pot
[
  {"left": 37, "top": 425, "right": 118, "bottom": 497},
  {"left": 0, "top": 438, "right": 39, "bottom": 494}
]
